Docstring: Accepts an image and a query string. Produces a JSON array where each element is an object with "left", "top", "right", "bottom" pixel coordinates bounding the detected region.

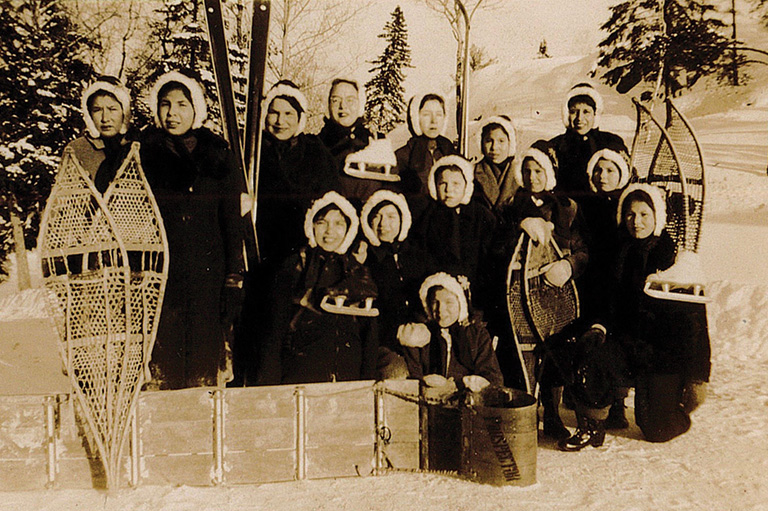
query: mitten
[
  {"left": 520, "top": 217, "right": 554, "bottom": 245},
  {"left": 397, "top": 323, "right": 431, "bottom": 348},
  {"left": 542, "top": 259, "right": 572, "bottom": 287},
  {"left": 462, "top": 375, "right": 491, "bottom": 393}
]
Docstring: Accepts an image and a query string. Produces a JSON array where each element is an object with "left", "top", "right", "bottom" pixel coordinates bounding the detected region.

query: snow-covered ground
[{"left": 4, "top": 33, "right": 768, "bottom": 511}]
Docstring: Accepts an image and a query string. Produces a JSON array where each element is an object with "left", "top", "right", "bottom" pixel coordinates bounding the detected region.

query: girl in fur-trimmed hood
[
  {"left": 255, "top": 192, "right": 379, "bottom": 385},
  {"left": 65, "top": 75, "right": 135, "bottom": 194},
  {"left": 394, "top": 92, "right": 457, "bottom": 205},
  {"left": 474, "top": 115, "right": 518, "bottom": 213},
  {"left": 399, "top": 272, "right": 503, "bottom": 392},
  {"left": 411, "top": 155, "right": 497, "bottom": 308}
]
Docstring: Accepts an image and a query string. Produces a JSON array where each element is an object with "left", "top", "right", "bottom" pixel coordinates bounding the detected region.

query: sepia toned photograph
[{"left": 0, "top": 0, "right": 766, "bottom": 509}]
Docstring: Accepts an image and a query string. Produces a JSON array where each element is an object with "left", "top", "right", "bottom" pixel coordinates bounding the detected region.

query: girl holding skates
[{"left": 255, "top": 192, "right": 379, "bottom": 385}]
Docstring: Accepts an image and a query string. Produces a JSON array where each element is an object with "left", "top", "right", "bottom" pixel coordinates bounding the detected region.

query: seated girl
[
  {"left": 411, "top": 155, "right": 497, "bottom": 308},
  {"left": 398, "top": 272, "right": 503, "bottom": 392},
  {"left": 359, "top": 190, "right": 428, "bottom": 379},
  {"left": 255, "top": 191, "right": 379, "bottom": 385}
]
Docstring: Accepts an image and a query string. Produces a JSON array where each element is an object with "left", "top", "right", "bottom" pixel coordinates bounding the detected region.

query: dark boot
[
  {"left": 541, "top": 386, "right": 569, "bottom": 440},
  {"left": 605, "top": 398, "right": 629, "bottom": 430},
  {"left": 558, "top": 415, "right": 606, "bottom": 451}
]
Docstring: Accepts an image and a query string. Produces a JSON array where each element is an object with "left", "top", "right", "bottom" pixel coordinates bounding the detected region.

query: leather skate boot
[
  {"left": 558, "top": 414, "right": 606, "bottom": 451},
  {"left": 541, "top": 387, "right": 569, "bottom": 440}
]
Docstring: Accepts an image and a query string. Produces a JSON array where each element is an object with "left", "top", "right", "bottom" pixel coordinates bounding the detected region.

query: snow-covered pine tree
[
  {"left": 127, "top": 0, "right": 221, "bottom": 129},
  {"left": 365, "top": 6, "right": 412, "bottom": 135},
  {"left": 597, "top": 0, "right": 739, "bottom": 97},
  {"left": 0, "top": 0, "right": 97, "bottom": 280}
]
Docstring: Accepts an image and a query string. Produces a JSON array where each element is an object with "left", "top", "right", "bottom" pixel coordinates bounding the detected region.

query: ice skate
[
  {"left": 343, "top": 139, "right": 400, "bottom": 182},
  {"left": 320, "top": 294, "right": 380, "bottom": 317},
  {"left": 644, "top": 251, "right": 709, "bottom": 303}
]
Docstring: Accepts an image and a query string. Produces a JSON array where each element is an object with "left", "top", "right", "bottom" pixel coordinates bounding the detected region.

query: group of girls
[{"left": 64, "top": 71, "right": 710, "bottom": 449}]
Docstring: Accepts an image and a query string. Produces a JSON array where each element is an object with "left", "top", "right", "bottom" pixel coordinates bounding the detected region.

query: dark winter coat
[
  {"left": 473, "top": 157, "right": 517, "bottom": 214},
  {"left": 395, "top": 135, "right": 456, "bottom": 213},
  {"left": 412, "top": 199, "right": 497, "bottom": 307},
  {"left": 612, "top": 230, "right": 711, "bottom": 382},
  {"left": 66, "top": 132, "right": 134, "bottom": 194},
  {"left": 549, "top": 129, "right": 627, "bottom": 201},
  {"left": 403, "top": 321, "right": 503, "bottom": 386},
  {"left": 493, "top": 189, "right": 589, "bottom": 281},
  {"left": 257, "top": 246, "right": 379, "bottom": 385},
  {"left": 364, "top": 240, "right": 429, "bottom": 351},
  {"left": 576, "top": 189, "right": 624, "bottom": 324},
  {"left": 140, "top": 126, "right": 245, "bottom": 389},
  {"left": 256, "top": 131, "right": 340, "bottom": 268},
  {"left": 318, "top": 116, "right": 383, "bottom": 204}
]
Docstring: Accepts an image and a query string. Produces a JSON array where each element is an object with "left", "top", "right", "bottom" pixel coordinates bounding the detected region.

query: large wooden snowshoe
[
  {"left": 506, "top": 234, "right": 579, "bottom": 395},
  {"left": 631, "top": 99, "right": 708, "bottom": 304},
  {"left": 38, "top": 144, "right": 167, "bottom": 489},
  {"left": 343, "top": 139, "right": 400, "bottom": 182}
]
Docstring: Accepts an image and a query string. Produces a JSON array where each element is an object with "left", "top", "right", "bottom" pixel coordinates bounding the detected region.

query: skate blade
[
  {"left": 343, "top": 163, "right": 401, "bottom": 182},
  {"left": 643, "top": 281, "right": 711, "bottom": 303},
  {"left": 320, "top": 295, "right": 380, "bottom": 317}
]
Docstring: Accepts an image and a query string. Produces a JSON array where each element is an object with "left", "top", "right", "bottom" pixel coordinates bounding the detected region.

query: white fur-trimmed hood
[
  {"left": 303, "top": 191, "right": 359, "bottom": 254},
  {"left": 478, "top": 115, "right": 516, "bottom": 156},
  {"left": 427, "top": 154, "right": 475, "bottom": 205},
  {"left": 512, "top": 146, "right": 557, "bottom": 191},
  {"left": 264, "top": 82, "right": 309, "bottom": 135},
  {"left": 360, "top": 190, "right": 412, "bottom": 246},
  {"left": 562, "top": 83, "right": 604, "bottom": 129},
  {"left": 419, "top": 272, "right": 469, "bottom": 324},
  {"left": 81, "top": 78, "right": 131, "bottom": 139},
  {"left": 149, "top": 71, "right": 208, "bottom": 130},
  {"left": 616, "top": 183, "right": 667, "bottom": 236},
  {"left": 407, "top": 92, "right": 447, "bottom": 137},
  {"left": 586, "top": 148, "right": 631, "bottom": 193}
]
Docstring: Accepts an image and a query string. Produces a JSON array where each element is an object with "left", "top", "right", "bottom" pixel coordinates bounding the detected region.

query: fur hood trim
[
  {"left": 586, "top": 148, "right": 631, "bottom": 193},
  {"left": 616, "top": 183, "right": 667, "bottom": 236},
  {"left": 513, "top": 147, "right": 557, "bottom": 191},
  {"left": 149, "top": 71, "right": 208, "bottom": 130},
  {"left": 360, "top": 190, "right": 412, "bottom": 246},
  {"left": 419, "top": 272, "right": 469, "bottom": 324},
  {"left": 264, "top": 82, "right": 309, "bottom": 135},
  {"left": 81, "top": 78, "right": 131, "bottom": 138},
  {"left": 304, "top": 191, "right": 359, "bottom": 254},
  {"left": 326, "top": 77, "right": 366, "bottom": 118},
  {"left": 562, "top": 83, "right": 604, "bottom": 129},
  {"left": 427, "top": 154, "right": 475, "bottom": 205},
  {"left": 407, "top": 92, "right": 447, "bottom": 137},
  {"left": 477, "top": 115, "right": 516, "bottom": 155}
]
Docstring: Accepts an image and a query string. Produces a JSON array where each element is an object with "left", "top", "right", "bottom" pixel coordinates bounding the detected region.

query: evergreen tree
[
  {"left": 0, "top": 0, "right": 97, "bottom": 279},
  {"left": 127, "top": 0, "right": 221, "bottom": 129},
  {"left": 597, "top": 0, "right": 739, "bottom": 97},
  {"left": 365, "top": 6, "right": 412, "bottom": 135}
]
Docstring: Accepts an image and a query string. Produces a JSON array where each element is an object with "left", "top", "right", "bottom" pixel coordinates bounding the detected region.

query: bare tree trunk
[
  {"left": 9, "top": 195, "right": 31, "bottom": 291},
  {"left": 731, "top": 0, "right": 738, "bottom": 86}
]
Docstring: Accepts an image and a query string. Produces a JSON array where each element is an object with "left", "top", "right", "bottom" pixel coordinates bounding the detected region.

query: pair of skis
[{"left": 203, "top": 0, "right": 271, "bottom": 263}]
